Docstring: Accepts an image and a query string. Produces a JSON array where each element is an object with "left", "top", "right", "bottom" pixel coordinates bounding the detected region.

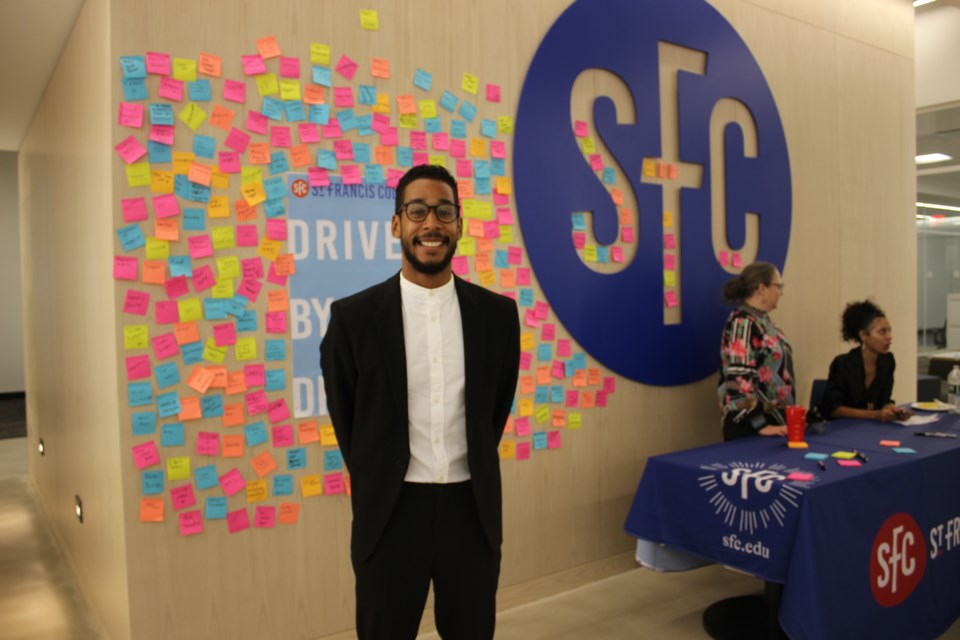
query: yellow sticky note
[
  {"left": 241, "top": 166, "right": 263, "bottom": 186},
  {"left": 246, "top": 479, "right": 269, "bottom": 503},
  {"left": 172, "top": 152, "right": 195, "bottom": 175},
  {"left": 495, "top": 177, "right": 513, "bottom": 195},
  {"left": 520, "top": 332, "right": 535, "bottom": 351},
  {"left": 258, "top": 238, "right": 282, "bottom": 261},
  {"left": 216, "top": 255, "right": 241, "bottom": 279},
  {"left": 374, "top": 92, "right": 391, "bottom": 114},
  {"left": 256, "top": 73, "right": 279, "bottom": 97},
  {"left": 787, "top": 442, "right": 809, "bottom": 449},
  {"left": 124, "top": 325, "right": 149, "bottom": 349},
  {"left": 584, "top": 245, "right": 598, "bottom": 262},
  {"left": 568, "top": 412, "right": 583, "bottom": 430},
  {"left": 207, "top": 195, "right": 230, "bottom": 218},
  {"left": 479, "top": 271, "right": 496, "bottom": 287},
  {"left": 172, "top": 58, "right": 197, "bottom": 82},
  {"left": 235, "top": 337, "right": 258, "bottom": 361},
  {"left": 167, "top": 456, "right": 190, "bottom": 481},
  {"left": 178, "top": 102, "right": 207, "bottom": 131},
  {"left": 310, "top": 43, "right": 330, "bottom": 66},
  {"left": 178, "top": 298, "right": 202, "bottom": 322},
  {"left": 240, "top": 181, "right": 267, "bottom": 206},
  {"left": 202, "top": 338, "right": 227, "bottom": 364},
  {"left": 518, "top": 398, "right": 534, "bottom": 417},
  {"left": 419, "top": 100, "right": 438, "bottom": 119},
  {"left": 664, "top": 271, "right": 676, "bottom": 287},
  {"left": 126, "top": 162, "right": 151, "bottom": 187},
  {"left": 457, "top": 237, "right": 476, "bottom": 257},
  {"left": 428, "top": 155, "right": 447, "bottom": 168},
  {"left": 832, "top": 451, "right": 857, "bottom": 459},
  {"left": 663, "top": 211, "right": 674, "bottom": 227},
  {"left": 279, "top": 79, "right": 301, "bottom": 101},
  {"left": 211, "top": 278, "right": 234, "bottom": 299},
  {"left": 210, "top": 169, "right": 229, "bottom": 190},
  {"left": 399, "top": 113, "right": 417, "bottom": 129},
  {"left": 470, "top": 138, "right": 487, "bottom": 158},
  {"left": 301, "top": 474, "right": 324, "bottom": 498},
  {"left": 499, "top": 226, "right": 513, "bottom": 244},
  {"left": 319, "top": 425, "right": 338, "bottom": 447},
  {"left": 643, "top": 158, "right": 656, "bottom": 177},
  {"left": 462, "top": 72, "right": 479, "bottom": 95},
  {"left": 145, "top": 237, "right": 170, "bottom": 261},
  {"left": 498, "top": 441, "right": 516, "bottom": 459},
  {"left": 497, "top": 116, "right": 514, "bottom": 134},
  {"left": 151, "top": 170, "right": 174, "bottom": 194},
  {"left": 581, "top": 137, "right": 596, "bottom": 154},
  {"left": 535, "top": 405, "right": 550, "bottom": 424},
  {"left": 211, "top": 226, "right": 236, "bottom": 250},
  {"left": 359, "top": 9, "right": 380, "bottom": 30}
]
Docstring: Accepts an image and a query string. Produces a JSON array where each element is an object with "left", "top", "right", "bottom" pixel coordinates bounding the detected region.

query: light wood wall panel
[{"left": 19, "top": 0, "right": 916, "bottom": 638}]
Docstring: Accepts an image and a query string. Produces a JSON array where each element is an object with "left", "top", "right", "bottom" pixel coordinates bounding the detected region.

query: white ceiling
[{"left": 0, "top": 0, "right": 85, "bottom": 151}]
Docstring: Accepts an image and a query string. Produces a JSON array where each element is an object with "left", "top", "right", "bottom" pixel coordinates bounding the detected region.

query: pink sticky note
[
  {"left": 125, "top": 355, "right": 152, "bottom": 380},
  {"left": 171, "top": 484, "right": 196, "bottom": 510},
  {"left": 237, "top": 278, "right": 262, "bottom": 301},
  {"left": 334, "top": 87, "right": 355, "bottom": 108},
  {"left": 341, "top": 165, "right": 362, "bottom": 185},
  {"left": 322, "top": 118, "right": 343, "bottom": 138},
  {"left": 241, "top": 54, "right": 267, "bottom": 75},
  {"left": 242, "top": 257, "right": 264, "bottom": 280},
  {"left": 265, "top": 311, "right": 287, "bottom": 334},
  {"left": 149, "top": 124, "right": 175, "bottom": 145},
  {"left": 604, "top": 376, "right": 616, "bottom": 393},
  {"left": 246, "top": 110, "right": 268, "bottom": 135},
  {"left": 432, "top": 133, "right": 450, "bottom": 151},
  {"left": 335, "top": 140, "right": 356, "bottom": 161},
  {"left": 219, "top": 151, "right": 241, "bottom": 174},
  {"left": 213, "top": 322, "right": 237, "bottom": 346},
  {"left": 483, "top": 221, "right": 500, "bottom": 239},
  {"left": 245, "top": 390, "right": 269, "bottom": 415},
  {"left": 114, "top": 135, "right": 147, "bottom": 164},
  {"left": 324, "top": 473, "right": 345, "bottom": 495},
  {"left": 266, "top": 263, "right": 287, "bottom": 286},
  {"left": 152, "top": 194, "right": 180, "bottom": 219},
  {"left": 490, "top": 140, "right": 506, "bottom": 159},
  {"left": 155, "top": 301, "right": 179, "bottom": 324},
  {"left": 146, "top": 51, "right": 171, "bottom": 75},
  {"left": 611, "top": 246, "right": 624, "bottom": 263},
  {"left": 664, "top": 291, "right": 679, "bottom": 308},
  {"left": 122, "top": 197, "right": 148, "bottom": 222},
  {"left": 371, "top": 113, "right": 391, "bottom": 133},
  {"left": 223, "top": 79, "right": 247, "bottom": 104},
  {"left": 589, "top": 154, "right": 603, "bottom": 171},
  {"left": 786, "top": 472, "right": 814, "bottom": 482},
  {"left": 279, "top": 56, "right": 300, "bottom": 78},
  {"left": 518, "top": 352, "right": 532, "bottom": 370},
  {"left": 225, "top": 127, "right": 251, "bottom": 153},
  {"left": 118, "top": 102, "right": 145, "bottom": 128},
  {"left": 524, "top": 309, "right": 539, "bottom": 328},
  {"left": 271, "top": 424, "right": 294, "bottom": 447},
  {"left": 493, "top": 193, "right": 510, "bottom": 206},
  {"left": 412, "top": 152, "right": 429, "bottom": 166},
  {"left": 196, "top": 431, "right": 220, "bottom": 456},
  {"left": 718, "top": 251, "right": 729, "bottom": 266},
  {"left": 547, "top": 431, "right": 562, "bottom": 449},
  {"left": 132, "top": 441, "right": 160, "bottom": 469},
  {"left": 574, "top": 120, "right": 588, "bottom": 137},
  {"left": 516, "top": 442, "right": 531, "bottom": 461},
  {"left": 409, "top": 131, "right": 427, "bottom": 150},
  {"left": 179, "top": 510, "right": 203, "bottom": 536},
  {"left": 551, "top": 361, "right": 566, "bottom": 379},
  {"left": 269, "top": 125, "right": 291, "bottom": 147},
  {"left": 837, "top": 459, "right": 862, "bottom": 468},
  {"left": 596, "top": 391, "right": 608, "bottom": 407},
  {"left": 237, "top": 225, "right": 259, "bottom": 247},
  {"left": 152, "top": 333, "right": 180, "bottom": 360},
  {"left": 191, "top": 264, "right": 216, "bottom": 291},
  {"left": 188, "top": 236, "right": 214, "bottom": 260},
  {"left": 514, "top": 417, "right": 531, "bottom": 437},
  {"left": 450, "top": 139, "right": 466, "bottom": 158},
  {"left": 664, "top": 253, "right": 676, "bottom": 270},
  {"left": 456, "top": 159, "right": 473, "bottom": 177},
  {"left": 497, "top": 208, "right": 513, "bottom": 226},
  {"left": 308, "top": 167, "right": 329, "bottom": 187},
  {"left": 622, "top": 226, "right": 635, "bottom": 244},
  {"left": 565, "top": 390, "right": 579, "bottom": 407},
  {"left": 452, "top": 256, "right": 469, "bottom": 275},
  {"left": 158, "top": 77, "right": 184, "bottom": 101},
  {"left": 267, "top": 398, "right": 291, "bottom": 424},
  {"left": 664, "top": 234, "right": 676, "bottom": 250},
  {"left": 486, "top": 83, "right": 501, "bottom": 102},
  {"left": 335, "top": 54, "right": 358, "bottom": 80},
  {"left": 541, "top": 323, "right": 556, "bottom": 341},
  {"left": 557, "top": 339, "right": 572, "bottom": 357},
  {"left": 219, "top": 468, "right": 246, "bottom": 496},
  {"left": 254, "top": 505, "right": 277, "bottom": 528},
  {"left": 386, "top": 168, "right": 404, "bottom": 188},
  {"left": 572, "top": 232, "right": 586, "bottom": 249},
  {"left": 534, "top": 301, "right": 549, "bottom": 321},
  {"left": 114, "top": 256, "right": 138, "bottom": 280},
  {"left": 123, "top": 290, "right": 150, "bottom": 316},
  {"left": 227, "top": 508, "right": 251, "bottom": 533},
  {"left": 517, "top": 268, "right": 531, "bottom": 286},
  {"left": 164, "top": 275, "right": 189, "bottom": 299},
  {"left": 731, "top": 252, "right": 743, "bottom": 268},
  {"left": 298, "top": 123, "right": 320, "bottom": 143},
  {"left": 244, "top": 364, "right": 266, "bottom": 387}
]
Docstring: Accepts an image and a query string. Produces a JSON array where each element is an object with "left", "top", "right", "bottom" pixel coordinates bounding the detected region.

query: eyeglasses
[
  {"left": 768, "top": 282, "right": 785, "bottom": 291},
  {"left": 398, "top": 201, "right": 460, "bottom": 223}
]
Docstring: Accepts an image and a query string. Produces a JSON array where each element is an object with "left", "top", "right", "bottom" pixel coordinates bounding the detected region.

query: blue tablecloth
[{"left": 624, "top": 414, "right": 960, "bottom": 640}]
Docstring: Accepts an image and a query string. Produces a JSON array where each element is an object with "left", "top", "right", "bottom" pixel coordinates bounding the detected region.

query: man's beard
[{"left": 401, "top": 233, "right": 457, "bottom": 275}]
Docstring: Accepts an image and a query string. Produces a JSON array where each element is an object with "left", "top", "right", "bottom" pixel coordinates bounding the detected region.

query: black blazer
[
  {"left": 819, "top": 347, "right": 896, "bottom": 418},
  {"left": 320, "top": 273, "right": 520, "bottom": 565}
]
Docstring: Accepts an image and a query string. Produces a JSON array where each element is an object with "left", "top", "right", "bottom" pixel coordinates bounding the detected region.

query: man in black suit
[{"left": 320, "top": 164, "right": 520, "bottom": 639}]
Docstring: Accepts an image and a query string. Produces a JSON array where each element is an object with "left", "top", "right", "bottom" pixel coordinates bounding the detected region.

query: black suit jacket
[
  {"left": 320, "top": 273, "right": 520, "bottom": 565},
  {"left": 819, "top": 347, "right": 896, "bottom": 418}
]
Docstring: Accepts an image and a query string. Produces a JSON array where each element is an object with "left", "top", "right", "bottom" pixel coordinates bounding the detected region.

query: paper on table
[{"left": 896, "top": 414, "right": 939, "bottom": 426}]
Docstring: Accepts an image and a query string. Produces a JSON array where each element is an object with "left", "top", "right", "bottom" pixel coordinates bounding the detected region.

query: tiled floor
[{"left": 3, "top": 435, "right": 959, "bottom": 639}]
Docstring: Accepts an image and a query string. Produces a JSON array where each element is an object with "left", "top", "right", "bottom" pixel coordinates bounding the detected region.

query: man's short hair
[{"left": 394, "top": 164, "right": 460, "bottom": 215}]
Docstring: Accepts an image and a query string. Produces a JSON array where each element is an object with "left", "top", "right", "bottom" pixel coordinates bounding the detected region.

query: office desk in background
[{"left": 625, "top": 415, "right": 960, "bottom": 640}]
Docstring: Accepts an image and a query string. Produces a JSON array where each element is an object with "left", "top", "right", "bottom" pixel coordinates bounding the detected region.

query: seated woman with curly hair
[{"left": 819, "top": 300, "right": 910, "bottom": 422}]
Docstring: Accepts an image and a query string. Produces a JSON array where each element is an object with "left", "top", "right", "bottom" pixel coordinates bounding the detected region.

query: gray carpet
[{"left": 0, "top": 395, "right": 26, "bottom": 440}]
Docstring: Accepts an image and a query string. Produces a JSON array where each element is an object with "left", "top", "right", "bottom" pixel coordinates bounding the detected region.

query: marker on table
[
  {"left": 854, "top": 450, "right": 869, "bottom": 463},
  {"left": 817, "top": 460, "right": 827, "bottom": 471}
]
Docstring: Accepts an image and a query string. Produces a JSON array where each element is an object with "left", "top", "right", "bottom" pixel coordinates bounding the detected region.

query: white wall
[
  {"left": 0, "top": 151, "right": 24, "bottom": 393},
  {"left": 916, "top": 3, "right": 960, "bottom": 109}
]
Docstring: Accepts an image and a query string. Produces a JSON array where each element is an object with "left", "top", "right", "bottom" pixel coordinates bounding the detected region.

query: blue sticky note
[
  {"left": 356, "top": 115, "right": 374, "bottom": 136},
  {"left": 495, "top": 250, "right": 509, "bottom": 269},
  {"left": 132, "top": 411, "right": 157, "bottom": 436},
  {"left": 195, "top": 465, "right": 219, "bottom": 490},
  {"left": 602, "top": 167, "right": 616, "bottom": 184},
  {"left": 481, "top": 119, "right": 497, "bottom": 138},
  {"left": 324, "top": 450, "right": 343, "bottom": 471},
  {"left": 154, "top": 362, "right": 181, "bottom": 389},
  {"left": 182, "top": 208, "right": 205, "bottom": 231},
  {"left": 143, "top": 470, "right": 164, "bottom": 495},
  {"left": 265, "top": 370, "right": 286, "bottom": 392},
  {"left": 187, "top": 181, "right": 211, "bottom": 203},
  {"left": 262, "top": 97, "right": 284, "bottom": 121},
  {"left": 287, "top": 447, "right": 307, "bottom": 470},
  {"left": 156, "top": 392, "right": 182, "bottom": 418},
  {"left": 413, "top": 68, "right": 433, "bottom": 91},
  {"left": 122, "top": 78, "right": 148, "bottom": 101},
  {"left": 264, "top": 198, "right": 286, "bottom": 218},
  {"left": 181, "top": 341, "right": 203, "bottom": 365},
  {"left": 269, "top": 151, "right": 290, "bottom": 175},
  {"left": 161, "top": 422, "right": 185, "bottom": 447},
  {"left": 397, "top": 147, "right": 413, "bottom": 166},
  {"left": 439, "top": 91, "right": 458, "bottom": 113},
  {"left": 225, "top": 296, "right": 248, "bottom": 318},
  {"left": 317, "top": 149, "right": 338, "bottom": 170},
  {"left": 205, "top": 496, "right": 227, "bottom": 520},
  {"left": 169, "top": 255, "right": 193, "bottom": 277},
  {"left": 149, "top": 103, "right": 175, "bottom": 125},
  {"left": 571, "top": 213, "right": 587, "bottom": 231},
  {"left": 519, "top": 289, "right": 534, "bottom": 307},
  {"left": 338, "top": 109, "right": 358, "bottom": 132},
  {"left": 458, "top": 100, "right": 477, "bottom": 123},
  {"left": 491, "top": 158, "right": 505, "bottom": 176},
  {"left": 353, "top": 142, "right": 371, "bottom": 164},
  {"left": 538, "top": 344, "right": 552, "bottom": 361},
  {"left": 309, "top": 104, "right": 330, "bottom": 125},
  {"left": 596, "top": 246, "right": 609, "bottom": 263},
  {"left": 245, "top": 421, "right": 268, "bottom": 447},
  {"left": 128, "top": 382, "right": 153, "bottom": 407},
  {"left": 265, "top": 340, "right": 286, "bottom": 361},
  {"left": 284, "top": 100, "right": 306, "bottom": 122},
  {"left": 551, "top": 386, "right": 564, "bottom": 403},
  {"left": 804, "top": 452, "right": 829, "bottom": 460},
  {"left": 893, "top": 447, "right": 917, "bottom": 454},
  {"left": 117, "top": 224, "right": 146, "bottom": 252},
  {"left": 192, "top": 135, "right": 215, "bottom": 159},
  {"left": 424, "top": 117, "right": 442, "bottom": 134},
  {"left": 533, "top": 432, "right": 548, "bottom": 450},
  {"left": 535, "top": 387, "right": 549, "bottom": 403},
  {"left": 120, "top": 55, "right": 147, "bottom": 79},
  {"left": 201, "top": 395, "right": 224, "bottom": 418},
  {"left": 450, "top": 120, "right": 467, "bottom": 139},
  {"left": 148, "top": 141, "right": 172, "bottom": 163},
  {"left": 203, "top": 298, "right": 228, "bottom": 320},
  {"left": 188, "top": 79, "right": 212, "bottom": 101},
  {"left": 572, "top": 353, "right": 587, "bottom": 370},
  {"left": 312, "top": 65, "right": 332, "bottom": 87},
  {"left": 365, "top": 164, "right": 384, "bottom": 185},
  {"left": 474, "top": 160, "right": 490, "bottom": 179},
  {"left": 273, "top": 474, "right": 294, "bottom": 496},
  {"left": 475, "top": 177, "right": 491, "bottom": 195},
  {"left": 236, "top": 310, "right": 258, "bottom": 332},
  {"left": 565, "top": 361, "right": 576, "bottom": 378},
  {"left": 359, "top": 85, "right": 377, "bottom": 105}
]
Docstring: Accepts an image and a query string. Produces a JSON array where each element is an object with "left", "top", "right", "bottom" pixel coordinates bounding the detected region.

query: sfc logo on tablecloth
[
  {"left": 871, "top": 513, "right": 927, "bottom": 607},
  {"left": 698, "top": 461, "right": 811, "bottom": 536}
]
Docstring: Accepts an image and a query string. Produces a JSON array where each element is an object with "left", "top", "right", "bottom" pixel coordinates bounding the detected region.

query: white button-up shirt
[{"left": 399, "top": 273, "right": 469, "bottom": 483}]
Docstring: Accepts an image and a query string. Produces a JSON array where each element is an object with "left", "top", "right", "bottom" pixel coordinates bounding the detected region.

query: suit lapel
[
  {"left": 455, "top": 277, "right": 485, "bottom": 423},
  {"left": 375, "top": 274, "right": 408, "bottom": 421}
]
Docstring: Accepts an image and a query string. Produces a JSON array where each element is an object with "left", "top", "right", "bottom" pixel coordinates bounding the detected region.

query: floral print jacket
[{"left": 719, "top": 305, "right": 795, "bottom": 431}]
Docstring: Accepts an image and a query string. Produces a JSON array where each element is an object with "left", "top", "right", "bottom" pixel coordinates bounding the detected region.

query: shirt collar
[{"left": 399, "top": 271, "right": 456, "bottom": 302}]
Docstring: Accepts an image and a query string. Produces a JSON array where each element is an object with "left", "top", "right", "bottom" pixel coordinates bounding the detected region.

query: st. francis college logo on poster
[
  {"left": 698, "top": 461, "right": 810, "bottom": 535},
  {"left": 514, "top": 0, "right": 791, "bottom": 386}
]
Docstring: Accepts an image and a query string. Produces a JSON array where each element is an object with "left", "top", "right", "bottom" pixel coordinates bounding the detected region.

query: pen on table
[
  {"left": 817, "top": 460, "right": 827, "bottom": 471},
  {"left": 916, "top": 431, "right": 959, "bottom": 438},
  {"left": 854, "top": 450, "right": 869, "bottom": 463}
]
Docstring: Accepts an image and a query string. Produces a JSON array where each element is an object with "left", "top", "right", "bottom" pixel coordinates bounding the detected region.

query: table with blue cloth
[{"left": 624, "top": 413, "right": 960, "bottom": 640}]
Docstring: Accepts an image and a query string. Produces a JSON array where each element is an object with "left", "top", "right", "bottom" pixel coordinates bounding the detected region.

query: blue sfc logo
[{"left": 514, "top": 0, "right": 791, "bottom": 386}]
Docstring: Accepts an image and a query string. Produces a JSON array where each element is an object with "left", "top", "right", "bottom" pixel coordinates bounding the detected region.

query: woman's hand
[
  {"left": 758, "top": 425, "right": 788, "bottom": 437},
  {"left": 874, "top": 407, "right": 897, "bottom": 422}
]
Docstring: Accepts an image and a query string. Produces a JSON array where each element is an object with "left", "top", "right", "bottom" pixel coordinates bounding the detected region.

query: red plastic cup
[{"left": 786, "top": 405, "right": 806, "bottom": 442}]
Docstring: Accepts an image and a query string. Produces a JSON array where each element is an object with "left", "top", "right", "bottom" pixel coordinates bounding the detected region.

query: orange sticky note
[
  {"left": 536, "top": 366, "right": 551, "bottom": 385},
  {"left": 179, "top": 397, "right": 202, "bottom": 421},
  {"left": 255, "top": 35, "right": 281, "bottom": 59},
  {"left": 519, "top": 376, "right": 535, "bottom": 394},
  {"left": 588, "top": 368, "right": 602, "bottom": 386},
  {"left": 223, "top": 403, "right": 245, "bottom": 427},
  {"left": 222, "top": 434, "right": 244, "bottom": 457},
  {"left": 198, "top": 52, "right": 222, "bottom": 77},
  {"left": 880, "top": 440, "right": 901, "bottom": 447},
  {"left": 226, "top": 371, "right": 247, "bottom": 395},
  {"left": 375, "top": 146, "right": 395, "bottom": 165},
  {"left": 251, "top": 450, "right": 278, "bottom": 478},
  {"left": 371, "top": 57, "right": 390, "bottom": 79},
  {"left": 248, "top": 143, "right": 271, "bottom": 165},
  {"left": 298, "top": 421, "right": 319, "bottom": 444},
  {"left": 207, "top": 366, "right": 228, "bottom": 388},
  {"left": 303, "top": 84, "right": 325, "bottom": 104},
  {"left": 278, "top": 502, "right": 301, "bottom": 525},
  {"left": 188, "top": 162, "right": 212, "bottom": 186},
  {"left": 234, "top": 198, "right": 257, "bottom": 222},
  {"left": 457, "top": 180, "right": 475, "bottom": 200},
  {"left": 209, "top": 104, "right": 235, "bottom": 130},
  {"left": 175, "top": 322, "right": 200, "bottom": 345},
  {"left": 154, "top": 218, "right": 179, "bottom": 242},
  {"left": 572, "top": 370, "right": 587, "bottom": 388},
  {"left": 142, "top": 260, "right": 167, "bottom": 284},
  {"left": 274, "top": 254, "right": 296, "bottom": 276},
  {"left": 500, "top": 269, "right": 516, "bottom": 289},
  {"left": 397, "top": 94, "right": 416, "bottom": 114},
  {"left": 187, "top": 365, "right": 215, "bottom": 393},
  {"left": 290, "top": 145, "right": 312, "bottom": 168},
  {"left": 581, "top": 391, "right": 596, "bottom": 408},
  {"left": 140, "top": 497, "right": 164, "bottom": 523}
]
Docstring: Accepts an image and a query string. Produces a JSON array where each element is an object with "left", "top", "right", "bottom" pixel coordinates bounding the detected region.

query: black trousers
[{"left": 353, "top": 481, "right": 500, "bottom": 640}]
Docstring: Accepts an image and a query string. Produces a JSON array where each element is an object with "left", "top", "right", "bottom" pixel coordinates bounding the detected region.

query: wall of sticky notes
[{"left": 19, "top": 0, "right": 917, "bottom": 638}]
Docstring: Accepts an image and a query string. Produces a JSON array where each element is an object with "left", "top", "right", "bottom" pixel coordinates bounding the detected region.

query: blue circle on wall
[{"left": 514, "top": 0, "right": 791, "bottom": 386}]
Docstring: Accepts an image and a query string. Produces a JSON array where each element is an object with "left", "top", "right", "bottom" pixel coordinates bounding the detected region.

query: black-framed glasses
[
  {"left": 398, "top": 201, "right": 460, "bottom": 223},
  {"left": 768, "top": 282, "right": 785, "bottom": 291}
]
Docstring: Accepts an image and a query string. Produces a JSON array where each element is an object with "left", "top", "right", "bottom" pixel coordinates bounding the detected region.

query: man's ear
[{"left": 392, "top": 214, "right": 400, "bottom": 238}]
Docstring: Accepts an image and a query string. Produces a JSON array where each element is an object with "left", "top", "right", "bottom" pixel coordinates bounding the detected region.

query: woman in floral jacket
[{"left": 719, "top": 262, "right": 794, "bottom": 440}]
